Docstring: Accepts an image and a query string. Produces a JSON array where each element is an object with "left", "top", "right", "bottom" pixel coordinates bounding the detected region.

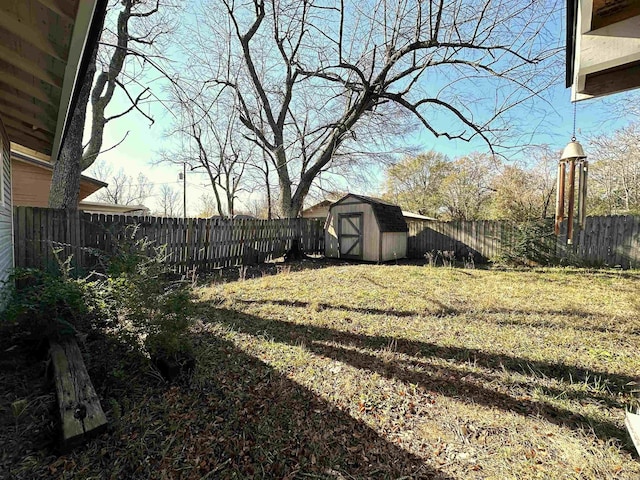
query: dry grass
[
  {"left": 196, "top": 264, "right": 640, "bottom": 479},
  {"left": 3, "top": 263, "right": 640, "bottom": 479}
]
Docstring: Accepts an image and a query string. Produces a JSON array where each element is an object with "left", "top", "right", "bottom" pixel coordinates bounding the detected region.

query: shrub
[
  {"left": 3, "top": 267, "right": 92, "bottom": 341},
  {"left": 4, "top": 227, "right": 195, "bottom": 364},
  {"left": 92, "top": 226, "right": 195, "bottom": 358},
  {"left": 496, "top": 219, "right": 558, "bottom": 267}
]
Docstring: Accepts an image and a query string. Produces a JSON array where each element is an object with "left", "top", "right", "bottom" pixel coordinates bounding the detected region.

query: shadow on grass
[
  {"left": 202, "top": 305, "right": 636, "bottom": 453},
  {"left": 236, "top": 297, "right": 640, "bottom": 336},
  {"left": 183, "top": 332, "right": 448, "bottom": 479},
  {"left": 199, "top": 257, "right": 354, "bottom": 284},
  {"left": 6, "top": 327, "right": 447, "bottom": 479}
]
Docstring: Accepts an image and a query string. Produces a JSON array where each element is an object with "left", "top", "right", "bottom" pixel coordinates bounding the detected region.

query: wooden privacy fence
[
  {"left": 13, "top": 207, "right": 325, "bottom": 274},
  {"left": 556, "top": 215, "right": 640, "bottom": 268},
  {"left": 407, "top": 219, "right": 519, "bottom": 261},
  {"left": 407, "top": 215, "right": 640, "bottom": 268}
]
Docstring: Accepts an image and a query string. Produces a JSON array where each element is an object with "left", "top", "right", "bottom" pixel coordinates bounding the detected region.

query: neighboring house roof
[
  {"left": 79, "top": 201, "right": 148, "bottom": 214},
  {"left": 332, "top": 194, "right": 409, "bottom": 232},
  {"left": 304, "top": 199, "right": 334, "bottom": 211},
  {"left": 0, "top": 0, "right": 108, "bottom": 159},
  {"left": 302, "top": 199, "right": 334, "bottom": 217},
  {"left": 402, "top": 211, "right": 435, "bottom": 221}
]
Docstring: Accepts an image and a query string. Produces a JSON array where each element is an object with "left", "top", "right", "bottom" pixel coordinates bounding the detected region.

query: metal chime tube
[
  {"left": 576, "top": 161, "right": 583, "bottom": 229},
  {"left": 580, "top": 161, "right": 588, "bottom": 227},
  {"left": 566, "top": 158, "right": 576, "bottom": 243},
  {"left": 555, "top": 161, "right": 566, "bottom": 235}
]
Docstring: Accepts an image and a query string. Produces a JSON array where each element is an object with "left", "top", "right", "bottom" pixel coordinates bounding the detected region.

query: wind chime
[{"left": 555, "top": 105, "right": 588, "bottom": 244}]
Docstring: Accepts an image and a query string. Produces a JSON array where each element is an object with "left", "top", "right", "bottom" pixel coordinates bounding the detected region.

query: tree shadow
[
  {"left": 177, "top": 332, "right": 449, "bottom": 479},
  {"left": 530, "top": 268, "right": 640, "bottom": 280},
  {"left": 236, "top": 297, "right": 640, "bottom": 336},
  {"left": 236, "top": 298, "right": 419, "bottom": 317},
  {"left": 201, "top": 305, "right": 636, "bottom": 453},
  {"left": 6, "top": 326, "right": 449, "bottom": 479},
  {"left": 199, "top": 256, "right": 359, "bottom": 283}
]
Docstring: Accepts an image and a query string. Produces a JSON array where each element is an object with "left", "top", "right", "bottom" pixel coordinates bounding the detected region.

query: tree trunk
[{"left": 49, "top": 45, "right": 98, "bottom": 209}]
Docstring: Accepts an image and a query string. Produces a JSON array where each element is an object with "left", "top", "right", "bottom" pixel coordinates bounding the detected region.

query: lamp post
[{"left": 178, "top": 163, "right": 187, "bottom": 218}]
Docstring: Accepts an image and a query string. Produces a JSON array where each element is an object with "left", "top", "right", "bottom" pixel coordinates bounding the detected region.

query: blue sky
[{"left": 84, "top": 2, "right": 640, "bottom": 215}]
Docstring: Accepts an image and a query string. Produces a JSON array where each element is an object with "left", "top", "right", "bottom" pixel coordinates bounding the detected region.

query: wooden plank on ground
[
  {"left": 626, "top": 411, "right": 640, "bottom": 457},
  {"left": 49, "top": 338, "right": 108, "bottom": 449}
]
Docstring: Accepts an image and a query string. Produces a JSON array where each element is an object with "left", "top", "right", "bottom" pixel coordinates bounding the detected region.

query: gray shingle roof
[{"left": 333, "top": 194, "right": 409, "bottom": 232}]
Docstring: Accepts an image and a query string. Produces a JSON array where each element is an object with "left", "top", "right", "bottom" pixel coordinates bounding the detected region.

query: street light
[{"left": 178, "top": 163, "right": 186, "bottom": 218}]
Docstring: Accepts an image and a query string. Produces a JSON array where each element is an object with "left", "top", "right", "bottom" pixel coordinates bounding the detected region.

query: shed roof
[
  {"left": 332, "top": 194, "right": 408, "bottom": 232},
  {"left": 402, "top": 211, "right": 435, "bottom": 221}
]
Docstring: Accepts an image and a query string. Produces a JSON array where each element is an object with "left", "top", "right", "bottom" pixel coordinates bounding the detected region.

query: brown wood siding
[
  {"left": 0, "top": 117, "right": 13, "bottom": 307},
  {"left": 11, "top": 158, "right": 100, "bottom": 207},
  {"left": 325, "top": 202, "right": 381, "bottom": 261}
]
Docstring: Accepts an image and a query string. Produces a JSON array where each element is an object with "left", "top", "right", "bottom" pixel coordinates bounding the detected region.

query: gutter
[{"left": 566, "top": 0, "right": 578, "bottom": 88}]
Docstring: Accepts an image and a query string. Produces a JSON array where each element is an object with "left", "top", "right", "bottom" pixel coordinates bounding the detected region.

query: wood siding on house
[
  {"left": 0, "top": 119, "right": 13, "bottom": 307},
  {"left": 11, "top": 156, "right": 102, "bottom": 207},
  {"left": 302, "top": 203, "right": 331, "bottom": 220}
]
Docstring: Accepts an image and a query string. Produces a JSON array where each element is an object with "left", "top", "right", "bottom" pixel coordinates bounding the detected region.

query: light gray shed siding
[
  {"left": 325, "top": 194, "right": 407, "bottom": 262},
  {"left": 0, "top": 119, "right": 13, "bottom": 308},
  {"left": 381, "top": 232, "right": 407, "bottom": 262},
  {"left": 325, "top": 201, "right": 380, "bottom": 260}
]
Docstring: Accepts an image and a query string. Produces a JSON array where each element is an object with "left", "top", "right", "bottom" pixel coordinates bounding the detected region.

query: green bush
[
  {"left": 496, "top": 219, "right": 558, "bottom": 267},
  {"left": 91, "top": 226, "right": 195, "bottom": 357},
  {"left": 4, "top": 268, "right": 91, "bottom": 341},
  {"left": 5, "top": 226, "right": 195, "bottom": 359}
]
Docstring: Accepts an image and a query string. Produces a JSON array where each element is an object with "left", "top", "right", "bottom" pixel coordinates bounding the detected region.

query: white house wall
[{"left": 0, "top": 119, "right": 13, "bottom": 309}]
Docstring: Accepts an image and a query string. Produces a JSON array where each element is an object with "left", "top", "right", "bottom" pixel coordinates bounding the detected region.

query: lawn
[{"left": 3, "top": 262, "right": 640, "bottom": 479}]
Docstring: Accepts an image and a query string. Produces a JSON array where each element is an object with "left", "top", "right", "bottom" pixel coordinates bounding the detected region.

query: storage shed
[{"left": 325, "top": 194, "right": 408, "bottom": 262}]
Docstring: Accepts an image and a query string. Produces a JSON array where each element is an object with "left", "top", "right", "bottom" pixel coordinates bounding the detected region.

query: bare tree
[
  {"left": 589, "top": 123, "right": 640, "bottom": 215},
  {"left": 527, "top": 145, "right": 558, "bottom": 219},
  {"left": 91, "top": 161, "right": 153, "bottom": 206},
  {"left": 157, "top": 184, "right": 180, "bottom": 217},
  {"left": 179, "top": 0, "right": 561, "bottom": 217},
  {"left": 440, "top": 153, "right": 496, "bottom": 220},
  {"left": 197, "top": 193, "right": 219, "bottom": 218},
  {"left": 49, "top": 0, "right": 178, "bottom": 208},
  {"left": 161, "top": 87, "right": 254, "bottom": 217}
]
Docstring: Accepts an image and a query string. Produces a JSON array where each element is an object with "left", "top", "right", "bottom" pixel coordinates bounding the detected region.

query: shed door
[{"left": 338, "top": 213, "right": 363, "bottom": 259}]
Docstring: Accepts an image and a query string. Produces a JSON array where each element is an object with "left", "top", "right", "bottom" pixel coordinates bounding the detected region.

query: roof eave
[
  {"left": 51, "top": 0, "right": 108, "bottom": 162},
  {"left": 566, "top": 0, "right": 578, "bottom": 88}
]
